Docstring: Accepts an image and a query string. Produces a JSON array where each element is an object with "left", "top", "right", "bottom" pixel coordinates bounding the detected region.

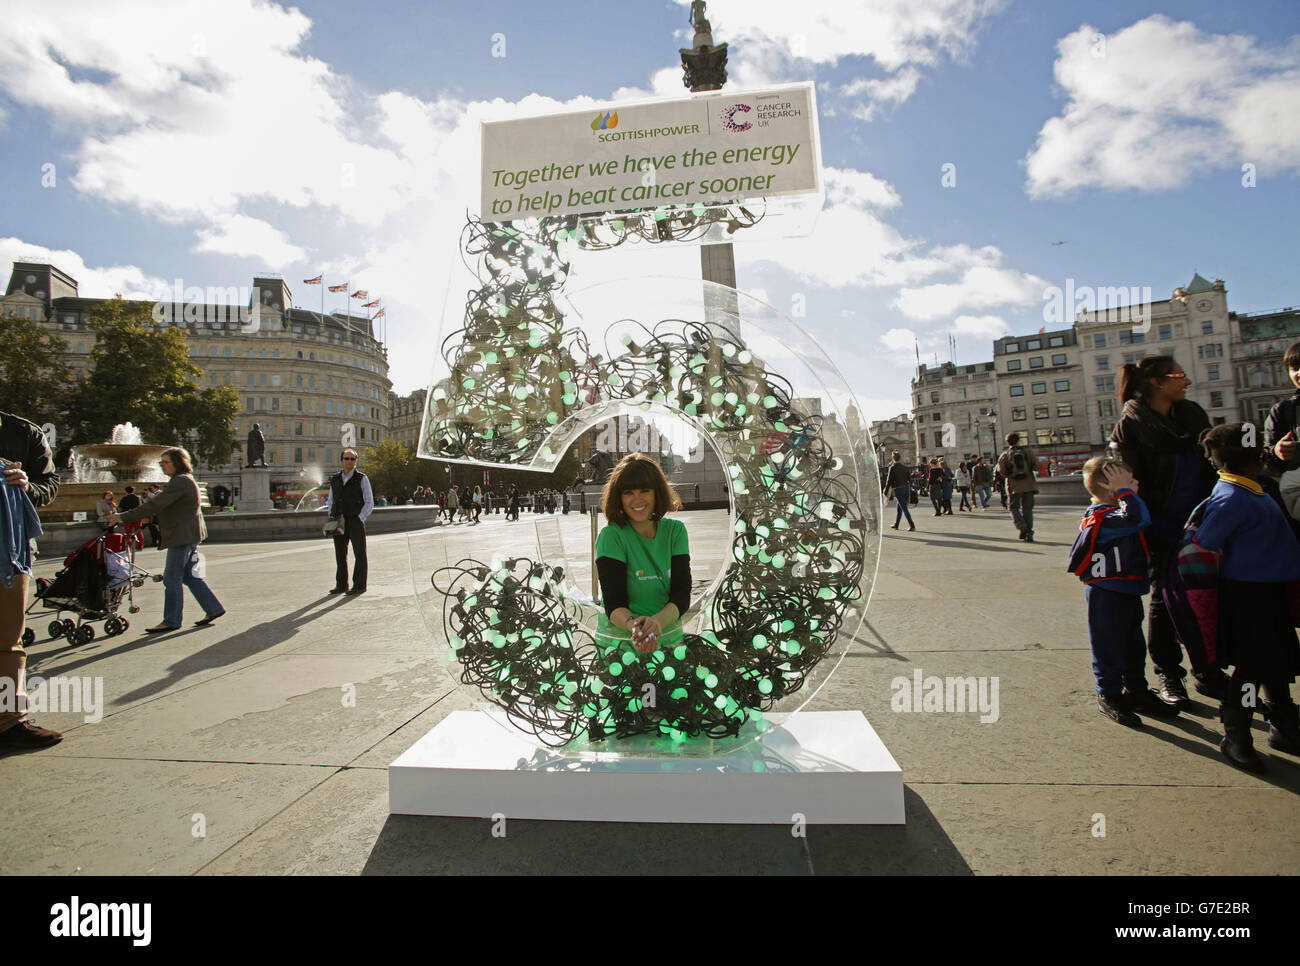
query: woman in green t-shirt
[{"left": 595, "top": 453, "right": 691, "bottom": 654}]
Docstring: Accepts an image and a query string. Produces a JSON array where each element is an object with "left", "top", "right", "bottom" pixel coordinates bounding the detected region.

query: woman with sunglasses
[
  {"left": 108, "top": 446, "right": 225, "bottom": 632},
  {"left": 1111, "top": 356, "right": 1218, "bottom": 707}
]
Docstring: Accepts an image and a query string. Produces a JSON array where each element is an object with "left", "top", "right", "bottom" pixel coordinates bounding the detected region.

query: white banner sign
[{"left": 480, "top": 83, "right": 820, "bottom": 220}]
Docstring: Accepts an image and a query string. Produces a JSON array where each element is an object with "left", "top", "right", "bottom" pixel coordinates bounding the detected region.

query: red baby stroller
[{"left": 25, "top": 523, "right": 153, "bottom": 646}]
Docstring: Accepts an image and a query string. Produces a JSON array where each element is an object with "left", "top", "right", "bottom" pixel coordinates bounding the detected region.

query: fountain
[
  {"left": 40, "top": 423, "right": 204, "bottom": 523},
  {"left": 71, "top": 423, "right": 168, "bottom": 484}
]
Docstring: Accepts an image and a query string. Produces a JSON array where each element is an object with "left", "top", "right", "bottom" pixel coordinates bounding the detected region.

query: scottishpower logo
[
  {"left": 721, "top": 103, "right": 752, "bottom": 132},
  {"left": 591, "top": 111, "right": 619, "bottom": 131}
]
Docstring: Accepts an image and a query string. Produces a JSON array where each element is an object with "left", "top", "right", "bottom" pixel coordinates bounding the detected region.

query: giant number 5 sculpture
[{"left": 420, "top": 209, "right": 881, "bottom": 747}]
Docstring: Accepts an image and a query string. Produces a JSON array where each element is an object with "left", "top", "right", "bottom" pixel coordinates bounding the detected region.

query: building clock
[{"left": 1196, "top": 299, "right": 1211, "bottom": 312}]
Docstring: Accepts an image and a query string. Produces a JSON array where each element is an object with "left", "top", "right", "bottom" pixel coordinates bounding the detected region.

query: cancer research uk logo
[
  {"left": 721, "top": 103, "right": 752, "bottom": 132},
  {"left": 591, "top": 111, "right": 619, "bottom": 132}
]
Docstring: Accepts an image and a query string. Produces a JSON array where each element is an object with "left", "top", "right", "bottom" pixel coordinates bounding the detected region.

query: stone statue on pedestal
[{"left": 246, "top": 423, "right": 267, "bottom": 467}]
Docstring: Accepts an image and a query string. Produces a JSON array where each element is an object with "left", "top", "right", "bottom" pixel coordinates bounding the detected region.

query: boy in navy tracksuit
[{"left": 1068, "top": 457, "right": 1181, "bottom": 727}]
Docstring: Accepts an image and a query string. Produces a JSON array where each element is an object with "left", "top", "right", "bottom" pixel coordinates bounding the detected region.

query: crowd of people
[
  {"left": 882, "top": 450, "right": 1024, "bottom": 532},
  {"left": 405, "top": 483, "right": 568, "bottom": 522}
]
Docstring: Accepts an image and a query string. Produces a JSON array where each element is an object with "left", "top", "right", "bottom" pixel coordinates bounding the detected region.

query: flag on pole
[
  {"left": 373, "top": 307, "right": 385, "bottom": 319},
  {"left": 350, "top": 290, "right": 368, "bottom": 299},
  {"left": 303, "top": 275, "right": 323, "bottom": 285},
  {"left": 363, "top": 299, "right": 380, "bottom": 308},
  {"left": 328, "top": 283, "right": 348, "bottom": 292}
]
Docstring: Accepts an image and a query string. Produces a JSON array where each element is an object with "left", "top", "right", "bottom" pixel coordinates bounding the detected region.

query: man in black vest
[{"left": 323, "top": 448, "right": 373, "bottom": 595}]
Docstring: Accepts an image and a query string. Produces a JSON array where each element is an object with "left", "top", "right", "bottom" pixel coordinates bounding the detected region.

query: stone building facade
[
  {"left": 993, "top": 327, "right": 1088, "bottom": 465},
  {"left": 1075, "top": 274, "right": 1236, "bottom": 444},
  {"left": 2, "top": 261, "right": 391, "bottom": 503},
  {"left": 1230, "top": 306, "right": 1300, "bottom": 430},
  {"left": 911, "top": 361, "right": 999, "bottom": 465}
]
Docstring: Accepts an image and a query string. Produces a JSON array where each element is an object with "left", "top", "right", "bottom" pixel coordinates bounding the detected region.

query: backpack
[{"left": 1006, "top": 448, "right": 1031, "bottom": 480}]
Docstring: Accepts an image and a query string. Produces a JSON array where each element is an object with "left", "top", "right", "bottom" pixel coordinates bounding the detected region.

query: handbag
[{"left": 323, "top": 515, "right": 346, "bottom": 538}]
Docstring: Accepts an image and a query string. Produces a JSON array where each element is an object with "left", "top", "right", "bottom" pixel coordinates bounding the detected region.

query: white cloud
[
  {"left": 845, "top": 67, "right": 921, "bottom": 121},
  {"left": 951, "top": 313, "right": 1011, "bottom": 339},
  {"left": 895, "top": 264, "right": 1050, "bottom": 320},
  {"left": 0, "top": 237, "right": 169, "bottom": 301},
  {"left": 1024, "top": 15, "right": 1300, "bottom": 197},
  {"left": 881, "top": 327, "right": 919, "bottom": 351},
  {"left": 671, "top": 0, "right": 1006, "bottom": 119},
  {"left": 193, "top": 215, "right": 307, "bottom": 266}
]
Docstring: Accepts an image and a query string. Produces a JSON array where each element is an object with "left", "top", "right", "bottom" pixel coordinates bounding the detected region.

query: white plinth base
[{"left": 388, "top": 710, "right": 904, "bottom": 825}]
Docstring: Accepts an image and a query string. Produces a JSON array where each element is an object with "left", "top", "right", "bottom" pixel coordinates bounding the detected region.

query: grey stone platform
[{"left": 3, "top": 502, "right": 1297, "bottom": 875}]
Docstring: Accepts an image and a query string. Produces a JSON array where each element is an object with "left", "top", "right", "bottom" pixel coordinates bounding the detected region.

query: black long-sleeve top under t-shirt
[{"left": 597, "top": 555, "right": 692, "bottom": 619}]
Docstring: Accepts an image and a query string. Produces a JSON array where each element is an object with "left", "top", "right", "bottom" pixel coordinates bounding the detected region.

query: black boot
[
  {"left": 1219, "top": 700, "right": 1267, "bottom": 773},
  {"left": 1262, "top": 695, "right": 1300, "bottom": 756},
  {"left": 1193, "top": 667, "right": 1231, "bottom": 701}
]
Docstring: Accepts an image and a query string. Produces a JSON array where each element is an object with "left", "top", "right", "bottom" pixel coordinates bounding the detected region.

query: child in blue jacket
[{"left": 1068, "top": 457, "right": 1181, "bottom": 727}]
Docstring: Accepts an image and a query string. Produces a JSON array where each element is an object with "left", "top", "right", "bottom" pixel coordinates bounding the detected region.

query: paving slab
[{"left": 0, "top": 755, "right": 328, "bottom": 875}]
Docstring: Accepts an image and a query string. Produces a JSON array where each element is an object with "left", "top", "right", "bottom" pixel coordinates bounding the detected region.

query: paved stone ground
[{"left": 3, "top": 502, "right": 1297, "bottom": 875}]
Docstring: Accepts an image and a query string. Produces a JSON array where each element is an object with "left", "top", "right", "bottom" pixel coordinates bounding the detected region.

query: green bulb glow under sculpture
[{"left": 423, "top": 207, "right": 876, "bottom": 747}]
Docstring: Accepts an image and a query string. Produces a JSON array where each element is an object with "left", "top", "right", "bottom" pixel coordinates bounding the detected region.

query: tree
[
  {"left": 64, "top": 297, "right": 239, "bottom": 466},
  {"left": 361, "top": 439, "right": 419, "bottom": 501},
  {"left": 0, "top": 311, "right": 72, "bottom": 428}
]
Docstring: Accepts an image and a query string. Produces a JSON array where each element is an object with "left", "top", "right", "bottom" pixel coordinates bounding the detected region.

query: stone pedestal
[{"left": 238, "top": 466, "right": 273, "bottom": 513}]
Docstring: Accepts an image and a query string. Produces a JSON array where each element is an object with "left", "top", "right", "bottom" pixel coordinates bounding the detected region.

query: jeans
[
  {"left": 893, "top": 487, "right": 914, "bottom": 527},
  {"left": 1009, "top": 491, "right": 1035, "bottom": 535},
  {"left": 163, "top": 544, "right": 223, "bottom": 627},
  {"left": 976, "top": 483, "right": 991, "bottom": 508},
  {"left": 958, "top": 486, "right": 971, "bottom": 510}
]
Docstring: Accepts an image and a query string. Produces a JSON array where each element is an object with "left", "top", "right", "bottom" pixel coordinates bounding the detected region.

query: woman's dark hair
[
  {"left": 891, "top": 451, "right": 901, "bottom": 462},
  {"left": 1005, "top": 432, "right": 1019, "bottom": 446},
  {"left": 161, "top": 446, "right": 193, "bottom": 474},
  {"left": 1284, "top": 341, "right": 1300, "bottom": 371},
  {"left": 1200, "top": 422, "right": 1260, "bottom": 473},
  {"left": 1119, "top": 355, "right": 1182, "bottom": 406},
  {"left": 601, "top": 453, "right": 681, "bottom": 525}
]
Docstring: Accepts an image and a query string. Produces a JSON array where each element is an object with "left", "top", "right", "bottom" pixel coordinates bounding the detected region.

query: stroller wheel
[
  {"left": 104, "top": 617, "right": 120, "bottom": 636},
  {"left": 76, "top": 625, "right": 95, "bottom": 645},
  {"left": 22, "top": 627, "right": 35, "bottom": 647},
  {"left": 62, "top": 619, "right": 76, "bottom": 636},
  {"left": 48, "top": 620, "right": 64, "bottom": 639},
  {"left": 119, "top": 618, "right": 130, "bottom": 633}
]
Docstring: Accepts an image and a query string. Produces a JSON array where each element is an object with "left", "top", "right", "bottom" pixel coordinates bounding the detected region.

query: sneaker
[
  {"left": 1192, "top": 669, "right": 1230, "bottom": 701},
  {"left": 0, "top": 719, "right": 63, "bottom": 756},
  {"left": 1154, "top": 672, "right": 1191, "bottom": 709},
  {"left": 1125, "top": 688, "right": 1180, "bottom": 719},
  {"left": 1098, "top": 694, "right": 1141, "bottom": 728}
]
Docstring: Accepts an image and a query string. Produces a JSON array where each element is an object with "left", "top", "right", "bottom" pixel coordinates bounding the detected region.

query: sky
[{"left": 2, "top": 0, "right": 1298, "bottom": 423}]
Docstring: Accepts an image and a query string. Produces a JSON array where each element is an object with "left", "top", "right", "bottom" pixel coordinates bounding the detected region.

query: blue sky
[{"left": 2, "top": 0, "right": 1298, "bottom": 421}]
